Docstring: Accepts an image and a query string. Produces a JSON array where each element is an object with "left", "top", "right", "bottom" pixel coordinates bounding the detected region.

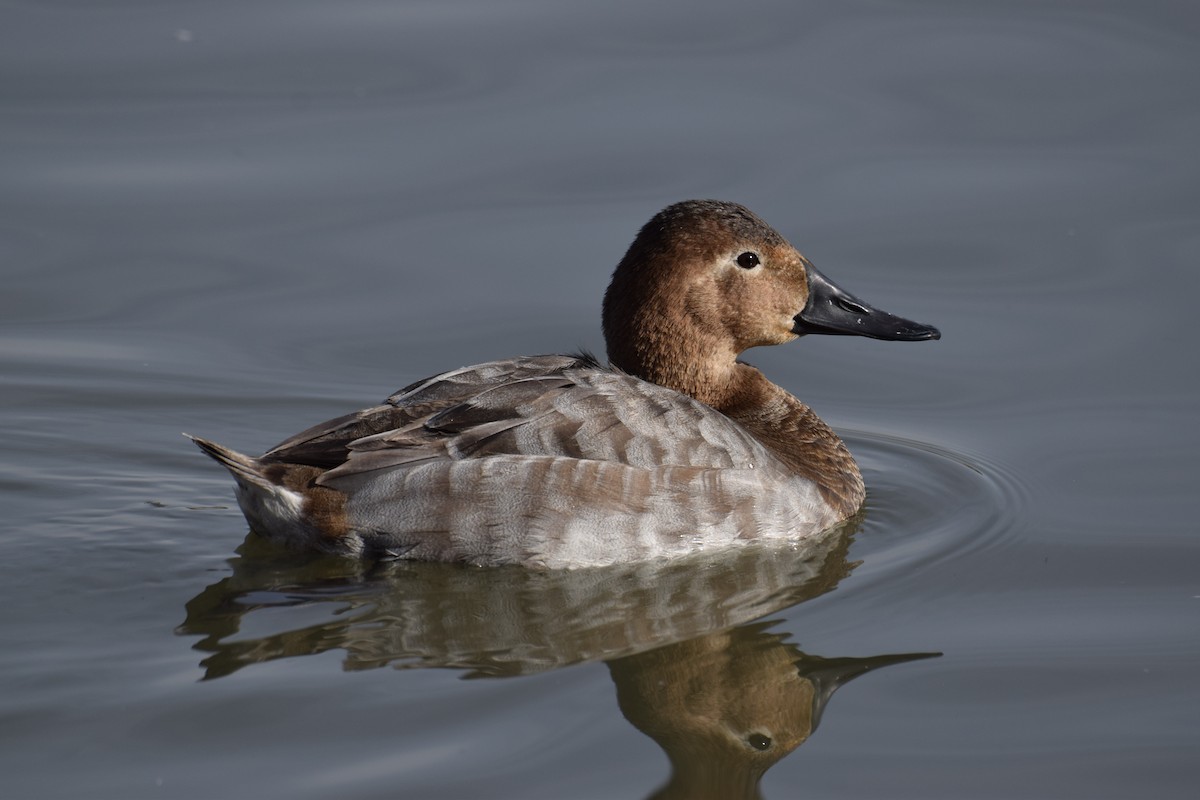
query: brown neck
[{"left": 607, "top": 315, "right": 741, "bottom": 410}]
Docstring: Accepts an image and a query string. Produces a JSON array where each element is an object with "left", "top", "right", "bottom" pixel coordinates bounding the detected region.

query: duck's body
[{"left": 193, "top": 200, "right": 938, "bottom": 568}]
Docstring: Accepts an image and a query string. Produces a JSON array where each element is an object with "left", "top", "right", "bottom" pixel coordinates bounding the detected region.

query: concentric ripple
[{"left": 840, "top": 429, "right": 1030, "bottom": 590}]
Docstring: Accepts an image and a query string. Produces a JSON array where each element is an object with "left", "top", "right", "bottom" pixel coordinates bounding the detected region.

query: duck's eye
[
  {"left": 747, "top": 733, "right": 772, "bottom": 751},
  {"left": 736, "top": 252, "right": 760, "bottom": 269}
]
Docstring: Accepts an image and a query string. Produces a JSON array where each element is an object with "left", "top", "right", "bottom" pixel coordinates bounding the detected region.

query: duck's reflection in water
[
  {"left": 179, "top": 524, "right": 936, "bottom": 797},
  {"left": 612, "top": 626, "right": 934, "bottom": 799}
]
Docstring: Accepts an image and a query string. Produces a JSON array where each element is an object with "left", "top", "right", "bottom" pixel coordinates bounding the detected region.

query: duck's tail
[{"left": 185, "top": 434, "right": 276, "bottom": 492}]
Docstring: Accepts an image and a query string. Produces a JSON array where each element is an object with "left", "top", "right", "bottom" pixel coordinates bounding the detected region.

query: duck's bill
[
  {"left": 792, "top": 263, "right": 941, "bottom": 341},
  {"left": 799, "top": 651, "right": 941, "bottom": 731}
]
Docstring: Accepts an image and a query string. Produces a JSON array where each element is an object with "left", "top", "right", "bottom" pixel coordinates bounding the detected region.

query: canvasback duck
[{"left": 191, "top": 200, "right": 939, "bottom": 568}]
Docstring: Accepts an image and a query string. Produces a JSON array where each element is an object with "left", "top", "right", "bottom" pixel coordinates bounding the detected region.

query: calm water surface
[{"left": 2, "top": 1, "right": 1198, "bottom": 798}]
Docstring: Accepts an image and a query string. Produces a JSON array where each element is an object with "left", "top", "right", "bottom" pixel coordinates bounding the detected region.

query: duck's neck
[{"left": 610, "top": 338, "right": 865, "bottom": 516}]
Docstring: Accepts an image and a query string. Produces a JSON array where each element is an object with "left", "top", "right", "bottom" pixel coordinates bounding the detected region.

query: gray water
[{"left": 2, "top": 1, "right": 1198, "bottom": 798}]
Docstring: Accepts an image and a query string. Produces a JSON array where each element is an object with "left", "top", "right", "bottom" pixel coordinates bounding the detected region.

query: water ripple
[{"left": 843, "top": 429, "right": 1029, "bottom": 590}]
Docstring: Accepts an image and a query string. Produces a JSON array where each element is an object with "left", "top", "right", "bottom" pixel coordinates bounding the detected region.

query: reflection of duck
[
  {"left": 610, "top": 626, "right": 937, "bottom": 800},
  {"left": 178, "top": 527, "right": 938, "bottom": 797},
  {"left": 179, "top": 524, "right": 856, "bottom": 679},
  {"left": 190, "top": 200, "right": 939, "bottom": 567}
]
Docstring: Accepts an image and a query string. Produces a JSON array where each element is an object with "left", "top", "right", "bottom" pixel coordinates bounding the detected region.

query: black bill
[{"left": 793, "top": 263, "right": 941, "bottom": 341}]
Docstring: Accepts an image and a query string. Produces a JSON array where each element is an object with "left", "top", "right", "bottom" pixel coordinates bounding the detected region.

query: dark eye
[
  {"left": 747, "top": 733, "right": 772, "bottom": 751},
  {"left": 736, "top": 252, "right": 760, "bottom": 269}
]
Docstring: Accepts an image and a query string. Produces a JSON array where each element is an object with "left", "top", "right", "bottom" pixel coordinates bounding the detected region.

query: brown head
[{"left": 601, "top": 200, "right": 939, "bottom": 407}]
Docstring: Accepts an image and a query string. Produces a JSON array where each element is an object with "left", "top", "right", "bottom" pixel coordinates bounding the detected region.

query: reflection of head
[
  {"left": 609, "top": 624, "right": 937, "bottom": 800},
  {"left": 610, "top": 624, "right": 812, "bottom": 800}
]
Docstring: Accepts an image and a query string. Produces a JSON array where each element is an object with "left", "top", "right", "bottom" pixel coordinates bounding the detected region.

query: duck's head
[{"left": 602, "top": 200, "right": 940, "bottom": 385}]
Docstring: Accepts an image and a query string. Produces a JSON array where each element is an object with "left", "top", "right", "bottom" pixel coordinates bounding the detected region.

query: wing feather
[
  {"left": 316, "top": 366, "right": 783, "bottom": 494},
  {"left": 261, "top": 355, "right": 589, "bottom": 468}
]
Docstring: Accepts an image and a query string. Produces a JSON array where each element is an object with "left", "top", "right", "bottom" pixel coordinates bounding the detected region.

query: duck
[{"left": 191, "top": 200, "right": 939, "bottom": 568}]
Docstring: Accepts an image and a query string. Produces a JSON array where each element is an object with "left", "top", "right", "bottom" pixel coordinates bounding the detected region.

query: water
[{"left": 2, "top": 1, "right": 1198, "bottom": 797}]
